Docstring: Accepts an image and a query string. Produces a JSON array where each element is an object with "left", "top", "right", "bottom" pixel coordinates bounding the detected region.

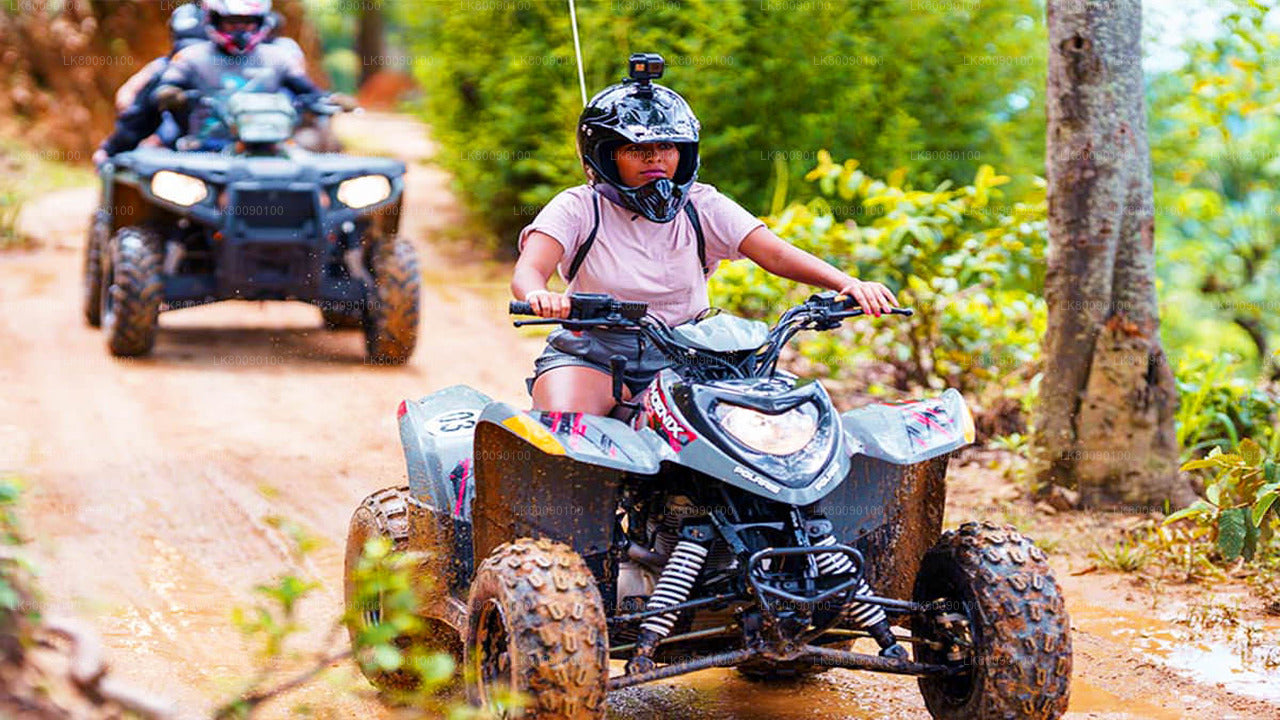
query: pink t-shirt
[{"left": 518, "top": 183, "right": 764, "bottom": 324}]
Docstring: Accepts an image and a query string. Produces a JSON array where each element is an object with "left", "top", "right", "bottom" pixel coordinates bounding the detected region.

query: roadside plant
[
  {"left": 1164, "top": 438, "right": 1280, "bottom": 563},
  {"left": 1174, "top": 351, "right": 1278, "bottom": 460},
  {"left": 710, "top": 154, "right": 1047, "bottom": 399},
  {"left": 214, "top": 517, "right": 484, "bottom": 718},
  {"left": 1091, "top": 537, "right": 1149, "bottom": 574}
]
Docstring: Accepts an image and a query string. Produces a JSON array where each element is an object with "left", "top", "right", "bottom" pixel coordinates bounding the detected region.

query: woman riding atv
[{"left": 513, "top": 53, "right": 898, "bottom": 416}]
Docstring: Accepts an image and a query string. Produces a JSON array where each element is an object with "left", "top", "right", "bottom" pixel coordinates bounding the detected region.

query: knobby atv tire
[
  {"left": 82, "top": 214, "right": 109, "bottom": 327},
  {"left": 466, "top": 538, "right": 608, "bottom": 720},
  {"left": 102, "top": 227, "right": 162, "bottom": 357},
  {"left": 913, "top": 521, "right": 1072, "bottom": 720},
  {"left": 344, "top": 486, "right": 462, "bottom": 693},
  {"left": 363, "top": 235, "right": 420, "bottom": 365}
]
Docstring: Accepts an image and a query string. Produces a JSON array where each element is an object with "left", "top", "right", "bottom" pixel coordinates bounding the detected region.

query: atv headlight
[
  {"left": 714, "top": 402, "right": 818, "bottom": 456},
  {"left": 151, "top": 171, "right": 208, "bottom": 207},
  {"left": 337, "top": 175, "right": 392, "bottom": 209}
]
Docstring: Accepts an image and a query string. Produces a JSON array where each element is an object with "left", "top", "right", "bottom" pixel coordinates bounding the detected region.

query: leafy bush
[
  {"left": 709, "top": 154, "right": 1047, "bottom": 398},
  {"left": 1174, "top": 351, "right": 1278, "bottom": 459},
  {"left": 394, "top": 0, "right": 1047, "bottom": 247},
  {"left": 1148, "top": 0, "right": 1280, "bottom": 377},
  {"left": 1165, "top": 438, "right": 1280, "bottom": 563}
]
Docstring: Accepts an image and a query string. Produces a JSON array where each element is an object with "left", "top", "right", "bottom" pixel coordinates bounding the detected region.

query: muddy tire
[
  {"left": 362, "top": 235, "right": 420, "bottom": 365},
  {"left": 465, "top": 538, "right": 608, "bottom": 719},
  {"left": 912, "top": 521, "right": 1072, "bottom": 720},
  {"left": 344, "top": 486, "right": 462, "bottom": 693},
  {"left": 82, "top": 213, "right": 109, "bottom": 327},
  {"left": 101, "top": 227, "right": 162, "bottom": 357}
]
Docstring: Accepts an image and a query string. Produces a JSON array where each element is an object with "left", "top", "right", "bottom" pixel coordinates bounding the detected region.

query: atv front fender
[
  {"left": 840, "top": 388, "right": 974, "bottom": 466},
  {"left": 470, "top": 404, "right": 666, "bottom": 566},
  {"left": 399, "top": 384, "right": 494, "bottom": 517}
]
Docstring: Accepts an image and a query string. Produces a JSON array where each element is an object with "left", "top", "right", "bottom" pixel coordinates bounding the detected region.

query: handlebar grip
[
  {"left": 891, "top": 308, "right": 914, "bottom": 316},
  {"left": 509, "top": 301, "right": 534, "bottom": 316}
]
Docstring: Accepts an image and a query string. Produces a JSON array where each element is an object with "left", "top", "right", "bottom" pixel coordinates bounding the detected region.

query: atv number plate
[{"left": 429, "top": 409, "right": 479, "bottom": 435}]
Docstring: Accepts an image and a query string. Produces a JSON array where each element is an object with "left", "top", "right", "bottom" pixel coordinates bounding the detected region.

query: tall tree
[
  {"left": 355, "top": 5, "right": 385, "bottom": 88},
  {"left": 1034, "top": 0, "right": 1193, "bottom": 507}
]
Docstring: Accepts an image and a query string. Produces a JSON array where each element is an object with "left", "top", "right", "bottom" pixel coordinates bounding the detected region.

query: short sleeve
[
  {"left": 689, "top": 184, "right": 764, "bottom": 265},
  {"left": 518, "top": 186, "right": 591, "bottom": 260},
  {"left": 157, "top": 48, "right": 196, "bottom": 89}
]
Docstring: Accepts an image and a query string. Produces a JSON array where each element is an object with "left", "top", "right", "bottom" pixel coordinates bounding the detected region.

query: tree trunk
[
  {"left": 1034, "top": 0, "right": 1194, "bottom": 508},
  {"left": 355, "top": 6, "right": 385, "bottom": 88}
]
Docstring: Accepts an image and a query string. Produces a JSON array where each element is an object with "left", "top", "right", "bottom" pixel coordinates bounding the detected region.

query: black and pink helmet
[{"left": 202, "top": 0, "right": 272, "bottom": 56}]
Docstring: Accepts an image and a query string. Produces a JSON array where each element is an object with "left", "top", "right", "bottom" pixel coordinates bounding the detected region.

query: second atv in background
[{"left": 84, "top": 88, "right": 420, "bottom": 364}]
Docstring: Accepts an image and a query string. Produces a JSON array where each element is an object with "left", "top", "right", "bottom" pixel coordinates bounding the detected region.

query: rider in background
[
  {"left": 92, "top": 3, "right": 207, "bottom": 165},
  {"left": 512, "top": 54, "right": 898, "bottom": 416},
  {"left": 265, "top": 11, "right": 306, "bottom": 75},
  {"left": 151, "top": 0, "right": 329, "bottom": 150}
]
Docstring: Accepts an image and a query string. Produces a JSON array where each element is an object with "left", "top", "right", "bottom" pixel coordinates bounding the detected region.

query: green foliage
[
  {"left": 0, "top": 475, "right": 33, "bottom": 620},
  {"left": 710, "top": 154, "right": 1047, "bottom": 395},
  {"left": 1173, "top": 351, "right": 1278, "bottom": 459},
  {"left": 396, "top": 0, "right": 1046, "bottom": 247},
  {"left": 0, "top": 185, "right": 25, "bottom": 250},
  {"left": 214, "top": 517, "right": 476, "bottom": 718},
  {"left": 1149, "top": 0, "right": 1280, "bottom": 377},
  {"left": 1091, "top": 537, "right": 1150, "bottom": 574},
  {"left": 1165, "top": 438, "right": 1280, "bottom": 562}
]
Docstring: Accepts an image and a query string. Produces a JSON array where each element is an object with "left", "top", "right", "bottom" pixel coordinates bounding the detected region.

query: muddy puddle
[
  {"left": 607, "top": 660, "right": 922, "bottom": 720},
  {"left": 1071, "top": 600, "right": 1280, "bottom": 704}
]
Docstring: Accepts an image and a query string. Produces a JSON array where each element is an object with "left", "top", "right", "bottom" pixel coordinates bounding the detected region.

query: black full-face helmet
[{"left": 577, "top": 53, "right": 700, "bottom": 223}]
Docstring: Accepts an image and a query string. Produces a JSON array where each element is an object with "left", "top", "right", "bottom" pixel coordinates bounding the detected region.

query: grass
[
  {"left": 1092, "top": 537, "right": 1150, "bottom": 573},
  {"left": 0, "top": 139, "right": 97, "bottom": 250}
]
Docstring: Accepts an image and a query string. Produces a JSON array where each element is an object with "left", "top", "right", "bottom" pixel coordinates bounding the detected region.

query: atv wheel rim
[
  {"left": 922, "top": 596, "right": 980, "bottom": 705},
  {"left": 475, "top": 598, "right": 515, "bottom": 716}
]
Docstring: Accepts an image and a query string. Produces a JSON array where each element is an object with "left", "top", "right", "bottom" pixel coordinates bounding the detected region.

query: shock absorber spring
[
  {"left": 814, "top": 535, "right": 905, "bottom": 658},
  {"left": 639, "top": 539, "right": 709, "bottom": 639}
]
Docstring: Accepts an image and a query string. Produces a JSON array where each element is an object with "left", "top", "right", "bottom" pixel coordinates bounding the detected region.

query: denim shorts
[{"left": 527, "top": 328, "right": 671, "bottom": 396}]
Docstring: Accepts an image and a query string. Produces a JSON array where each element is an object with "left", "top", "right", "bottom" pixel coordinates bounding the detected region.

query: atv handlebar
[
  {"left": 508, "top": 293, "right": 912, "bottom": 322},
  {"left": 509, "top": 292, "right": 912, "bottom": 381}
]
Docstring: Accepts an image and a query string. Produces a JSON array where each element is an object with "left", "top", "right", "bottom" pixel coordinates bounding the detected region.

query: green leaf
[
  {"left": 1242, "top": 517, "right": 1258, "bottom": 561},
  {"left": 1217, "top": 507, "right": 1248, "bottom": 561},
  {"left": 1206, "top": 481, "right": 1222, "bottom": 507},
  {"left": 1239, "top": 438, "right": 1263, "bottom": 466},
  {"left": 372, "top": 644, "right": 403, "bottom": 671},
  {"left": 1252, "top": 489, "right": 1279, "bottom": 527},
  {"left": 1180, "top": 457, "right": 1223, "bottom": 471},
  {"left": 1164, "top": 500, "right": 1214, "bottom": 524}
]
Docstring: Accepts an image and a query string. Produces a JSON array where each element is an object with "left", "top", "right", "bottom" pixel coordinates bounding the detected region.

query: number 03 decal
[{"left": 429, "top": 409, "right": 479, "bottom": 435}]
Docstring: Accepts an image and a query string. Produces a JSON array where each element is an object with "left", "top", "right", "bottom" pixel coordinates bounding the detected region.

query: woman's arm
[
  {"left": 738, "top": 225, "right": 898, "bottom": 316},
  {"left": 511, "top": 231, "right": 572, "bottom": 318}
]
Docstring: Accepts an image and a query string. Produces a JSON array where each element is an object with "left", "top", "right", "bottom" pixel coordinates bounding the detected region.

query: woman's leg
[{"left": 531, "top": 365, "right": 632, "bottom": 415}]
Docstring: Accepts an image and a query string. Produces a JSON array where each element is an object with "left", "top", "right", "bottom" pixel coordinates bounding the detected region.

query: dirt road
[{"left": 1, "top": 114, "right": 1276, "bottom": 719}]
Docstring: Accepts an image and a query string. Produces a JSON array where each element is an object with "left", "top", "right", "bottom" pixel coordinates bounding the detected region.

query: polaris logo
[
  {"left": 812, "top": 462, "right": 842, "bottom": 492},
  {"left": 733, "top": 466, "right": 782, "bottom": 494}
]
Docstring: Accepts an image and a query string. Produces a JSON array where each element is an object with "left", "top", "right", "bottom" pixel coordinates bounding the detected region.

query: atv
[
  {"left": 83, "top": 87, "right": 420, "bottom": 364},
  {"left": 344, "top": 292, "right": 1072, "bottom": 719}
]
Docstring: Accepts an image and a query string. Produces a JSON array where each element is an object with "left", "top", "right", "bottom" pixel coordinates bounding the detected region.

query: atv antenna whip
[{"left": 568, "top": 0, "right": 588, "bottom": 105}]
